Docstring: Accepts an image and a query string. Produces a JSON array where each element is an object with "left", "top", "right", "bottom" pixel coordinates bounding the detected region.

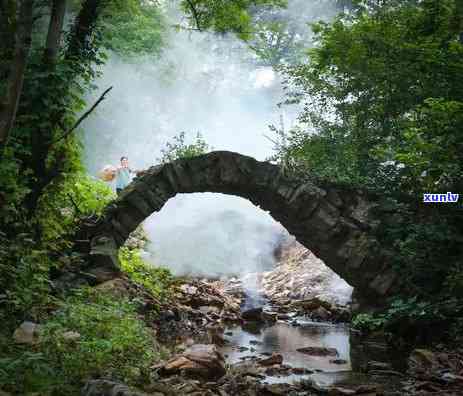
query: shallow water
[
  {"left": 220, "top": 318, "right": 405, "bottom": 388},
  {"left": 221, "top": 319, "right": 351, "bottom": 385}
]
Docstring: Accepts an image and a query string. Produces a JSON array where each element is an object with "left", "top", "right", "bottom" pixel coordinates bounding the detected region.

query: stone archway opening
[{"left": 139, "top": 192, "right": 353, "bottom": 306}]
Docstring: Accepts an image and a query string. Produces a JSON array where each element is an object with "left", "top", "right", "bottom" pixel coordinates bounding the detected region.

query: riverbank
[
  {"left": 86, "top": 274, "right": 463, "bottom": 395},
  {"left": 3, "top": 234, "right": 463, "bottom": 395},
  {"left": 4, "top": 268, "right": 463, "bottom": 395}
]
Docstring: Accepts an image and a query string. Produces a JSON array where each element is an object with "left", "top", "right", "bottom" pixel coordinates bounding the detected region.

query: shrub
[
  {"left": 351, "top": 313, "right": 385, "bottom": 333},
  {"left": 38, "top": 174, "right": 115, "bottom": 248},
  {"left": 119, "top": 247, "right": 173, "bottom": 301},
  {"left": 0, "top": 351, "right": 57, "bottom": 393},
  {"left": 157, "top": 131, "right": 211, "bottom": 163},
  {"left": 0, "top": 232, "right": 54, "bottom": 323},
  {"left": 40, "top": 288, "right": 164, "bottom": 393},
  {"left": 1, "top": 288, "right": 165, "bottom": 394}
]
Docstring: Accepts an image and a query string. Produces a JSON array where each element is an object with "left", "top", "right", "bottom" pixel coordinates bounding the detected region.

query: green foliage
[
  {"left": 119, "top": 247, "right": 173, "bottom": 301},
  {"left": 0, "top": 232, "right": 53, "bottom": 322},
  {"left": 268, "top": 122, "right": 363, "bottom": 184},
  {"left": 0, "top": 172, "right": 114, "bottom": 322},
  {"left": 385, "top": 99, "right": 463, "bottom": 192},
  {"left": 38, "top": 174, "right": 115, "bottom": 247},
  {"left": 249, "top": 20, "right": 307, "bottom": 66},
  {"left": 0, "top": 288, "right": 165, "bottom": 394},
  {"left": 274, "top": 0, "right": 463, "bottom": 328},
  {"left": 41, "top": 289, "right": 160, "bottom": 388},
  {"left": 157, "top": 131, "right": 211, "bottom": 163},
  {"left": 0, "top": 146, "right": 31, "bottom": 224},
  {"left": 351, "top": 313, "right": 385, "bottom": 333},
  {"left": 352, "top": 296, "right": 463, "bottom": 340},
  {"left": 179, "top": 0, "right": 287, "bottom": 40},
  {"left": 0, "top": 351, "right": 56, "bottom": 393},
  {"left": 100, "top": 0, "right": 166, "bottom": 57},
  {"left": 2, "top": 41, "right": 104, "bottom": 227},
  {"left": 279, "top": 0, "right": 463, "bottom": 193},
  {"left": 373, "top": 198, "right": 463, "bottom": 297}
]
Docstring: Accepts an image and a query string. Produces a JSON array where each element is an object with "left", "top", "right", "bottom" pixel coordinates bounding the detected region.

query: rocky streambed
[
  {"left": 76, "top": 273, "right": 463, "bottom": 396},
  {"left": 13, "top": 233, "right": 462, "bottom": 396},
  {"left": 155, "top": 276, "right": 402, "bottom": 393},
  {"left": 80, "top": 235, "right": 463, "bottom": 396}
]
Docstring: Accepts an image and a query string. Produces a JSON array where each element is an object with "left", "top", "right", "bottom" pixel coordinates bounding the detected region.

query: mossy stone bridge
[{"left": 74, "top": 151, "right": 401, "bottom": 308}]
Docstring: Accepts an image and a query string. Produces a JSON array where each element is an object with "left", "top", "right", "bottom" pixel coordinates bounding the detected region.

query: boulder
[
  {"left": 180, "top": 284, "right": 198, "bottom": 295},
  {"left": 94, "top": 278, "right": 131, "bottom": 298},
  {"left": 293, "top": 297, "right": 332, "bottom": 311},
  {"left": 408, "top": 348, "right": 439, "bottom": 374},
  {"left": 13, "top": 321, "right": 41, "bottom": 345},
  {"left": 366, "top": 361, "right": 391, "bottom": 371},
  {"left": 85, "top": 266, "right": 120, "bottom": 284},
  {"left": 231, "top": 362, "right": 265, "bottom": 378},
  {"left": 262, "top": 311, "right": 278, "bottom": 322},
  {"left": 327, "top": 387, "right": 356, "bottom": 395},
  {"left": 62, "top": 330, "right": 81, "bottom": 342},
  {"left": 241, "top": 307, "right": 263, "bottom": 321},
  {"left": 330, "top": 359, "right": 348, "bottom": 365},
  {"left": 260, "top": 383, "right": 293, "bottom": 395},
  {"left": 292, "top": 367, "right": 313, "bottom": 375},
  {"left": 177, "top": 280, "right": 241, "bottom": 316},
  {"left": 258, "top": 353, "right": 283, "bottom": 366},
  {"left": 311, "top": 306, "right": 332, "bottom": 321},
  {"left": 296, "top": 346, "right": 338, "bottom": 357},
  {"left": 162, "top": 344, "right": 226, "bottom": 380}
]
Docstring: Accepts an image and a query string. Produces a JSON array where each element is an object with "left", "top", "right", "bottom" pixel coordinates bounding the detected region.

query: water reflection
[
  {"left": 221, "top": 320, "right": 351, "bottom": 385},
  {"left": 220, "top": 318, "right": 407, "bottom": 389}
]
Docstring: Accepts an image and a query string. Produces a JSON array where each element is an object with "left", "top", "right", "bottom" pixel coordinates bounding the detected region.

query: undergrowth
[{"left": 0, "top": 288, "right": 166, "bottom": 395}]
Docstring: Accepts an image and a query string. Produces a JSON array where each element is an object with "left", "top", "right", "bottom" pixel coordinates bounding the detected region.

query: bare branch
[
  {"left": 51, "top": 86, "right": 113, "bottom": 145},
  {"left": 263, "top": 133, "right": 279, "bottom": 146},
  {"left": 67, "top": 192, "right": 82, "bottom": 215}
]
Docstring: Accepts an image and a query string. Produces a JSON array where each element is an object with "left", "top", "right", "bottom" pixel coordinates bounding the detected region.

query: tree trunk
[
  {"left": 44, "top": 0, "right": 66, "bottom": 64},
  {"left": 66, "top": 0, "right": 101, "bottom": 61},
  {"left": 0, "top": 1, "right": 17, "bottom": 81},
  {"left": 24, "top": 0, "right": 103, "bottom": 215},
  {"left": 0, "top": 0, "right": 33, "bottom": 152}
]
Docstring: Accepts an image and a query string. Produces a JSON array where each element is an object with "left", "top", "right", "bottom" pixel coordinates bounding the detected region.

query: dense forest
[{"left": 1, "top": 0, "right": 463, "bottom": 395}]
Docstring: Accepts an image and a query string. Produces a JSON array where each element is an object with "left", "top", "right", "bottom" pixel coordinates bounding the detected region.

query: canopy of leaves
[
  {"left": 179, "top": 0, "right": 287, "bottom": 40},
  {"left": 99, "top": 0, "right": 166, "bottom": 57},
  {"left": 279, "top": 0, "right": 463, "bottom": 194},
  {"left": 273, "top": 0, "right": 463, "bottom": 330}
]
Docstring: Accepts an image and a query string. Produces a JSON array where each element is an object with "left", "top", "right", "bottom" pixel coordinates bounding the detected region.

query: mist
[
  {"left": 81, "top": 0, "right": 351, "bottom": 298},
  {"left": 143, "top": 193, "right": 286, "bottom": 277}
]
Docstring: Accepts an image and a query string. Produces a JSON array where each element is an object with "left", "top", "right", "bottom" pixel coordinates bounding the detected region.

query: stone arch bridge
[{"left": 74, "top": 151, "right": 399, "bottom": 307}]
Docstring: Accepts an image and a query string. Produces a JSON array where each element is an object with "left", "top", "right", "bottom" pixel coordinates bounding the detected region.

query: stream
[{"left": 219, "top": 298, "right": 407, "bottom": 392}]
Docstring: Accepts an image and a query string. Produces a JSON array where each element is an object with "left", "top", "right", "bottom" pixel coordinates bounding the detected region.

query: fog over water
[{"left": 81, "top": 0, "right": 352, "bottom": 300}]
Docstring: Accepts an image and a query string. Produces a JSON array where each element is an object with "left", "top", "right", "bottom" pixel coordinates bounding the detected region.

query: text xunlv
[{"left": 423, "top": 192, "right": 459, "bottom": 203}]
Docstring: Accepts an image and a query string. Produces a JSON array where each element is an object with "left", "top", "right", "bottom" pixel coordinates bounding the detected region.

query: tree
[
  {"left": 271, "top": 0, "right": 463, "bottom": 306},
  {"left": 279, "top": 0, "right": 463, "bottom": 193},
  {"left": 0, "top": 0, "right": 287, "bottom": 230},
  {"left": 0, "top": 0, "right": 34, "bottom": 151}
]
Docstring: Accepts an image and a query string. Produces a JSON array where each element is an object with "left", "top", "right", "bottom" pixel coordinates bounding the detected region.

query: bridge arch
[{"left": 77, "top": 151, "right": 398, "bottom": 305}]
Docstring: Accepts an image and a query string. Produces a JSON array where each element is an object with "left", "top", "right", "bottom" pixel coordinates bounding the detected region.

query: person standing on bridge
[{"left": 115, "top": 156, "right": 139, "bottom": 196}]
